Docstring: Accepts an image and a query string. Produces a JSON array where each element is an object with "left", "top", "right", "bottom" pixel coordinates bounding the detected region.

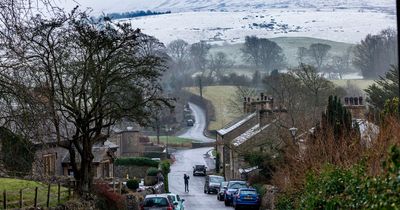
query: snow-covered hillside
[
  {"left": 121, "top": 9, "right": 396, "bottom": 44},
  {"left": 57, "top": 0, "right": 395, "bottom": 14}
]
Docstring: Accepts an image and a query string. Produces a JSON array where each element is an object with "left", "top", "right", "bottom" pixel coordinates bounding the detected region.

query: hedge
[
  {"left": 146, "top": 167, "right": 159, "bottom": 176},
  {"left": 115, "top": 157, "right": 159, "bottom": 167}
]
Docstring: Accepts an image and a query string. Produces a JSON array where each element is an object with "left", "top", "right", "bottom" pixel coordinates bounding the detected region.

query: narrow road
[
  {"left": 169, "top": 148, "right": 231, "bottom": 210},
  {"left": 178, "top": 102, "right": 214, "bottom": 142}
]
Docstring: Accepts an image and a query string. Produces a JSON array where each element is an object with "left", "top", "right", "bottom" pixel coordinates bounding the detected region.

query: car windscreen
[
  {"left": 220, "top": 182, "right": 228, "bottom": 187},
  {"left": 143, "top": 197, "right": 169, "bottom": 207},
  {"left": 240, "top": 190, "right": 257, "bottom": 195},
  {"left": 210, "top": 176, "right": 224, "bottom": 183},
  {"left": 228, "top": 182, "right": 247, "bottom": 189},
  {"left": 168, "top": 195, "right": 176, "bottom": 202}
]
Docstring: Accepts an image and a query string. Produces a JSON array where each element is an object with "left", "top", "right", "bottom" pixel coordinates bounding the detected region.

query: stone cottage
[{"left": 216, "top": 93, "right": 286, "bottom": 180}]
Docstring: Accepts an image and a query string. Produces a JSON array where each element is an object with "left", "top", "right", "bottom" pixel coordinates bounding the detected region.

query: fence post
[
  {"left": 47, "top": 184, "right": 51, "bottom": 207},
  {"left": 119, "top": 182, "right": 122, "bottom": 194},
  {"left": 113, "top": 180, "right": 115, "bottom": 192},
  {"left": 19, "top": 189, "right": 23, "bottom": 208},
  {"left": 68, "top": 181, "right": 71, "bottom": 198},
  {"left": 3, "top": 190, "right": 6, "bottom": 210},
  {"left": 34, "top": 187, "right": 38, "bottom": 207},
  {"left": 57, "top": 183, "right": 61, "bottom": 204}
]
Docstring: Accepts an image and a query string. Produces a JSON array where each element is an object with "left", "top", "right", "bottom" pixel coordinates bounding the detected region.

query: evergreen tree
[{"left": 321, "top": 96, "right": 354, "bottom": 141}]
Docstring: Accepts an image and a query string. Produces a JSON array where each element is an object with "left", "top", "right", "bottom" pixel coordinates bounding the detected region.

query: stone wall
[{"left": 115, "top": 165, "right": 150, "bottom": 179}]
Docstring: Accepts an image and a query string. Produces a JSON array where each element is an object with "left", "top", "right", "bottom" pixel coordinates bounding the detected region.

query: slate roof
[
  {"left": 232, "top": 122, "right": 272, "bottom": 147},
  {"left": 216, "top": 112, "right": 256, "bottom": 136},
  {"left": 62, "top": 147, "right": 113, "bottom": 164}
]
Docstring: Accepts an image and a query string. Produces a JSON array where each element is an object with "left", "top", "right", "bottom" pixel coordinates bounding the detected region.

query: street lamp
[
  {"left": 165, "top": 126, "right": 172, "bottom": 157},
  {"left": 289, "top": 127, "right": 298, "bottom": 145}
]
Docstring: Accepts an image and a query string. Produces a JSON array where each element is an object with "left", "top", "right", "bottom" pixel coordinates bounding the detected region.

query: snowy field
[
  {"left": 121, "top": 8, "right": 396, "bottom": 45},
  {"left": 57, "top": 0, "right": 395, "bottom": 14}
]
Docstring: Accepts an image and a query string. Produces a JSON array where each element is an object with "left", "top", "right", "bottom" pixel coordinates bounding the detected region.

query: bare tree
[
  {"left": 293, "top": 64, "right": 340, "bottom": 123},
  {"left": 208, "top": 51, "right": 234, "bottom": 82},
  {"left": 297, "top": 47, "right": 308, "bottom": 64},
  {"left": 353, "top": 28, "right": 398, "bottom": 79},
  {"left": 242, "top": 36, "right": 286, "bottom": 73},
  {"left": 0, "top": 6, "right": 169, "bottom": 198},
  {"left": 190, "top": 41, "right": 211, "bottom": 98},
  {"left": 167, "top": 39, "right": 190, "bottom": 75},
  {"left": 227, "top": 86, "right": 257, "bottom": 115},
  {"left": 308, "top": 43, "right": 332, "bottom": 71}
]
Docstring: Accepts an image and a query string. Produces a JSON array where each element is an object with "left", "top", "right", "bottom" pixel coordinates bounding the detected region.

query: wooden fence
[{"left": 0, "top": 182, "right": 72, "bottom": 209}]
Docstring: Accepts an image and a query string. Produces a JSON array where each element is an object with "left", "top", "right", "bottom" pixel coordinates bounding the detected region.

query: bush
[
  {"left": 160, "top": 160, "right": 171, "bottom": 192},
  {"left": 126, "top": 179, "right": 139, "bottom": 191},
  {"left": 94, "top": 182, "right": 126, "bottom": 210},
  {"left": 115, "top": 157, "right": 159, "bottom": 167},
  {"left": 276, "top": 146, "right": 400, "bottom": 210},
  {"left": 146, "top": 167, "right": 159, "bottom": 176},
  {"left": 0, "top": 127, "right": 35, "bottom": 176}
]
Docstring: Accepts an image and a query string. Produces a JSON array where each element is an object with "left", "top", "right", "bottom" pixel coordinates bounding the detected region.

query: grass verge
[
  {"left": 0, "top": 178, "right": 69, "bottom": 208},
  {"left": 148, "top": 136, "right": 196, "bottom": 147}
]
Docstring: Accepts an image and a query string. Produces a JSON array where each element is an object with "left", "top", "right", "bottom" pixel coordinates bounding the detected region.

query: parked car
[
  {"left": 232, "top": 188, "right": 261, "bottom": 210},
  {"left": 224, "top": 180, "right": 248, "bottom": 206},
  {"left": 204, "top": 175, "right": 225, "bottom": 194},
  {"left": 141, "top": 194, "right": 175, "bottom": 210},
  {"left": 186, "top": 119, "right": 194, "bottom": 126},
  {"left": 217, "top": 181, "right": 229, "bottom": 201},
  {"left": 164, "top": 193, "right": 185, "bottom": 210},
  {"left": 193, "top": 164, "right": 207, "bottom": 176}
]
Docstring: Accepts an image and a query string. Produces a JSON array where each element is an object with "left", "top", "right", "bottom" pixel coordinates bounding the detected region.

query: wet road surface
[
  {"left": 178, "top": 102, "right": 214, "bottom": 142},
  {"left": 169, "top": 148, "right": 231, "bottom": 210}
]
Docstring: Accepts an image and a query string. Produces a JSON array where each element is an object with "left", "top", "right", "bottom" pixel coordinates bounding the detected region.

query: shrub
[
  {"left": 146, "top": 167, "right": 159, "bottom": 176},
  {"left": 276, "top": 146, "right": 400, "bottom": 210},
  {"left": 115, "top": 157, "right": 159, "bottom": 167},
  {"left": 0, "top": 127, "right": 35, "bottom": 176},
  {"left": 94, "top": 182, "right": 126, "bottom": 210},
  {"left": 160, "top": 160, "right": 171, "bottom": 192},
  {"left": 126, "top": 179, "right": 139, "bottom": 191}
]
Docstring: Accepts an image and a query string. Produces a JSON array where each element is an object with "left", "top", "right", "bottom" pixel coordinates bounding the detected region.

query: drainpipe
[{"left": 397, "top": 2, "right": 400, "bottom": 116}]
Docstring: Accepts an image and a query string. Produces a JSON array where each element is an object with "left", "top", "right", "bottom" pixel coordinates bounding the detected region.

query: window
[
  {"left": 102, "top": 162, "right": 110, "bottom": 178},
  {"left": 43, "top": 154, "right": 56, "bottom": 176}
]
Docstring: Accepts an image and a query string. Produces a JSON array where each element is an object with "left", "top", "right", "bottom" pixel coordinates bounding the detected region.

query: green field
[
  {"left": 0, "top": 178, "right": 69, "bottom": 208},
  {"left": 210, "top": 37, "right": 354, "bottom": 68},
  {"left": 186, "top": 86, "right": 240, "bottom": 130},
  {"left": 149, "top": 136, "right": 197, "bottom": 147},
  {"left": 332, "top": 79, "right": 375, "bottom": 91}
]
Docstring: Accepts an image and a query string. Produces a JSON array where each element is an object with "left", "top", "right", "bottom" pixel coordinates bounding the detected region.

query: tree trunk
[{"left": 72, "top": 137, "right": 95, "bottom": 199}]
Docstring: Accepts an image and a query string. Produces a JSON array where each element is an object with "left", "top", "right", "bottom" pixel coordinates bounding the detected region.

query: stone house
[
  {"left": 108, "top": 128, "right": 165, "bottom": 158},
  {"left": 216, "top": 93, "right": 286, "bottom": 180},
  {"left": 32, "top": 140, "right": 119, "bottom": 179}
]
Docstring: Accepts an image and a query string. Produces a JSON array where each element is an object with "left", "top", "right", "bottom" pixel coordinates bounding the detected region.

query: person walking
[{"left": 184, "top": 174, "right": 190, "bottom": 192}]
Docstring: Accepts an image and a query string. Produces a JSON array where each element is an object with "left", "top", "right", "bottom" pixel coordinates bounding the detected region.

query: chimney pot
[
  {"left": 354, "top": 97, "right": 359, "bottom": 105},
  {"left": 359, "top": 97, "right": 363, "bottom": 105},
  {"left": 345, "top": 97, "right": 349, "bottom": 105},
  {"left": 244, "top": 97, "right": 247, "bottom": 102},
  {"left": 260, "top": 92, "right": 264, "bottom": 99},
  {"left": 349, "top": 97, "right": 354, "bottom": 105}
]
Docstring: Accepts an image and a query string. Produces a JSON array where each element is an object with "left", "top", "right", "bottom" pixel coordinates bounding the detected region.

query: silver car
[
  {"left": 141, "top": 194, "right": 175, "bottom": 210},
  {"left": 163, "top": 193, "right": 185, "bottom": 210}
]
